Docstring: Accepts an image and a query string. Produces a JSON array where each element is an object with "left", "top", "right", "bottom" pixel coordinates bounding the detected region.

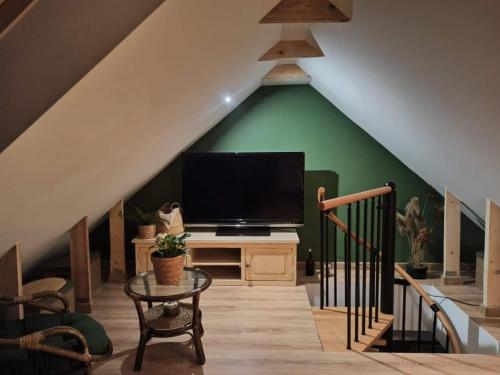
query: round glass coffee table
[{"left": 124, "top": 267, "right": 211, "bottom": 371}]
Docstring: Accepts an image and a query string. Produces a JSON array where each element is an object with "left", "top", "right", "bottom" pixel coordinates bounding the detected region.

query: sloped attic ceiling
[
  {"left": 0, "top": 0, "right": 280, "bottom": 269},
  {"left": 1, "top": 0, "right": 499, "bottom": 269},
  {"left": 300, "top": 0, "right": 500, "bottom": 219},
  {"left": 0, "top": 0, "right": 165, "bottom": 152}
]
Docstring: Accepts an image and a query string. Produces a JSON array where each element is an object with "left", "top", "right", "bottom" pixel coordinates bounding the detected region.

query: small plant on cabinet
[{"left": 125, "top": 206, "right": 163, "bottom": 239}]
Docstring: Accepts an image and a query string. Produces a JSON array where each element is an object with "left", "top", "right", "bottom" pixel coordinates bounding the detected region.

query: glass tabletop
[{"left": 126, "top": 268, "right": 211, "bottom": 301}]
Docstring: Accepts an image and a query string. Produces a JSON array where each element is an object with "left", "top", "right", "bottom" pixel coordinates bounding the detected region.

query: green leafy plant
[
  {"left": 396, "top": 191, "right": 443, "bottom": 268},
  {"left": 125, "top": 206, "right": 163, "bottom": 225},
  {"left": 152, "top": 232, "right": 191, "bottom": 258}
]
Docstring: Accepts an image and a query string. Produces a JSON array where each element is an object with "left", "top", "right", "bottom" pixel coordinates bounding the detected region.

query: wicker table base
[
  {"left": 144, "top": 303, "right": 193, "bottom": 330},
  {"left": 132, "top": 302, "right": 205, "bottom": 370},
  {"left": 124, "top": 269, "right": 211, "bottom": 371}
]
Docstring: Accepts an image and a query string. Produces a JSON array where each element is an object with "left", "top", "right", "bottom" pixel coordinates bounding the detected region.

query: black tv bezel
[{"left": 182, "top": 151, "right": 304, "bottom": 228}]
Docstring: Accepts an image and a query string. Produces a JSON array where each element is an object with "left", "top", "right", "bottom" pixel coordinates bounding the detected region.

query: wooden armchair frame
[{"left": 0, "top": 291, "right": 112, "bottom": 365}]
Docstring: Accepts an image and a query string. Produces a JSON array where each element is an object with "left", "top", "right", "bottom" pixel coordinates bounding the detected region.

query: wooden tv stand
[{"left": 132, "top": 229, "right": 299, "bottom": 286}]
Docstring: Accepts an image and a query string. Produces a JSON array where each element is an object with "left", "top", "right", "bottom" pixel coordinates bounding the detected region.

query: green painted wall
[{"left": 93, "top": 85, "right": 483, "bottom": 264}]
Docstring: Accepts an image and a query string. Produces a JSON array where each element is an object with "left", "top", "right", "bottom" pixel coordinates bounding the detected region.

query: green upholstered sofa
[{"left": 0, "top": 291, "right": 112, "bottom": 375}]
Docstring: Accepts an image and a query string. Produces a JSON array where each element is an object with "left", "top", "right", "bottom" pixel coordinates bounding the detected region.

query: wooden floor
[
  {"left": 91, "top": 283, "right": 321, "bottom": 374},
  {"left": 90, "top": 281, "right": 500, "bottom": 374},
  {"left": 312, "top": 306, "right": 393, "bottom": 352}
]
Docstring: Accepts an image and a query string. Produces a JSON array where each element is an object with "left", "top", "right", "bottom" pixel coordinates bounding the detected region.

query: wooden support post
[
  {"left": 259, "top": 0, "right": 350, "bottom": 23},
  {"left": 259, "top": 40, "right": 324, "bottom": 61},
  {"left": 481, "top": 199, "right": 500, "bottom": 317},
  {"left": 69, "top": 217, "right": 92, "bottom": 313},
  {"left": 262, "top": 64, "right": 311, "bottom": 86},
  {"left": 0, "top": 243, "right": 23, "bottom": 320},
  {"left": 442, "top": 190, "right": 464, "bottom": 285},
  {"left": 109, "top": 200, "right": 127, "bottom": 282}
]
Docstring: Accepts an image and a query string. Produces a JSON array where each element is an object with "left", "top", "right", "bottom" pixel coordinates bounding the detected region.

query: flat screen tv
[{"left": 182, "top": 152, "right": 304, "bottom": 230}]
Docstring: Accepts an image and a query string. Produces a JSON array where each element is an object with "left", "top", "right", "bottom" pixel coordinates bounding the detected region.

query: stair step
[
  {"left": 372, "top": 338, "right": 387, "bottom": 346},
  {"left": 312, "top": 306, "right": 393, "bottom": 352}
]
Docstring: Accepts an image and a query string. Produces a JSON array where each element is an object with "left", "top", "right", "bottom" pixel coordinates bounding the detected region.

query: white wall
[
  {"left": 300, "top": 0, "right": 500, "bottom": 218},
  {"left": 0, "top": 0, "right": 280, "bottom": 269}
]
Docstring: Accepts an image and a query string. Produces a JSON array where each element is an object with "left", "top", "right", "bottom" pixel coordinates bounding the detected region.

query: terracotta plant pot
[
  {"left": 151, "top": 253, "right": 185, "bottom": 284},
  {"left": 138, "top": 224, "right": 156, "bottom": 239}
]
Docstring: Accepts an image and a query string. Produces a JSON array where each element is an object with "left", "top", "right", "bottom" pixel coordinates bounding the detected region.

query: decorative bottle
[{"left": 305, "top": 249, "right": 315, "bottom": 276}]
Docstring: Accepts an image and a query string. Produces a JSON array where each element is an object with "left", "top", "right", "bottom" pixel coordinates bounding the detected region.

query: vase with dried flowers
[{"left": 396, "top": 192, "right": 443, "bottom": 279}]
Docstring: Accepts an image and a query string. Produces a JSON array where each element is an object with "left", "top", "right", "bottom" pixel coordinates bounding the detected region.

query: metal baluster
[
  {"left": 368, "top": 198, "right": 375, "bottom": 329},
  {"left": 417, "top": 296, "right": 423, "bottom": 352},
  {"left": 362, "top": 199, "right": 368, "bottom": 335},
  {"left": 380, "top": 183, "right": 396, "bottom": 351},
  {"left": 375, "top": 195, "right": 382, "bottom": 323},
  {"left": 333, "top": 223, "right": 338, "bottom": 307},
  {"left": 355, "top": 201, "right": 360, "bottom": 342},
  {"left": 344, "top": 234, "right": 348, "bottom": 309},
  {"left": 402, "top": 284, "right": 407, "bottom": 351},
  {"left": 320, "top": 212, "right": 325, "bottom": 309},
  {"left": 346, "top": 204, "right": 352, "bottom": 350},
  {"left": 326, "top": 218, "right": 329, "bottom": 307},
  {"left": 432, "top": 311, "right": 437, "bottom": 353}
]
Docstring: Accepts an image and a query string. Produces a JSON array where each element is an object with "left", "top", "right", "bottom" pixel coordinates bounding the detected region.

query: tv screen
[{"left": 183, "top": 152, "right": 304, "bottom": 227}]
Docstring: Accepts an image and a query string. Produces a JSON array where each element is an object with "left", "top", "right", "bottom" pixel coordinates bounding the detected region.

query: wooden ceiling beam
[
  {"left": 260, "top": 0, "right": 350, "bottom": 24},
  {"left": 262, "top": 64, "right": 311, "bottom": 85},
  {"left": 259, "top": 40, "right": 323, "bottom": 61}
]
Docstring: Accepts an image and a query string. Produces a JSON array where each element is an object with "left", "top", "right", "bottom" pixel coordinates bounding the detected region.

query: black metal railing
[
  {"left": 393, "top": 278, "right": 452, "bottom": 353},
  {"left": 318, "top": 182, "right": 397, "bottom": 350},
  {"left": 317, "top": 183, "right": 461, "bottom": 353},
  {"left": 396, "top": 265, "right": 461, "bottom": 353}
]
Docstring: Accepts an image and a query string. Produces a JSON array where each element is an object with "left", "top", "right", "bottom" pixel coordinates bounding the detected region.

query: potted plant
[
  {"left": 126, "top": 206, "right": 163, "bottom": 239},
  {"left": 396, "top": 194, "right": 443, "bottom": 279},
  {"left": 150, "top": 232, "right": 190, "bottom": 284}
]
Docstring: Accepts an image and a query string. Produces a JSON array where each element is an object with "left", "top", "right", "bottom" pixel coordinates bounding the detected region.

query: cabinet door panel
[{"left": 245, "top": 247, "right": 293, "bottom": 281}]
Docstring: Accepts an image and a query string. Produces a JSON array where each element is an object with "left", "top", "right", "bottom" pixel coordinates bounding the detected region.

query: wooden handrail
[
  {"left": 317, "top": 186, "right": 462, "bottom": 354},
  {"left": 325, "top": 211, "right": 376, "bottom": 253},
  {"left": 318, "top": 185, "right": 392, "bottom": 211}
]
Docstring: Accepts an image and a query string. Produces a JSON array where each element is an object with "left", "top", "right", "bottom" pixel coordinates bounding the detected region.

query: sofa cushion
[
  {"left": 0, "top": 349, "right": 83, "bottom": 375},
  {"left": 3, "top": 312, "right": 110, "bottom": 355}
]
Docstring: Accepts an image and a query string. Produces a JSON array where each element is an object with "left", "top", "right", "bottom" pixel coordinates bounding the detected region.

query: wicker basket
[
  {"left": 138, "top": 224, "right": 156, "bottom": 239},
  {"left": 155, "top": 202, "right": 185, "bottom": 235},
  {"left": 151, "top": 254, "right": 185, "bottom": 284},
  {"left": 156, "top": 202, "right": 171, "bottom": 234}
]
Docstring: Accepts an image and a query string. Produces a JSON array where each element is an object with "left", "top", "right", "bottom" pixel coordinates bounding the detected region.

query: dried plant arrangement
[{"left": 396, "top": 191, "right": 443, "bottom": 278}]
